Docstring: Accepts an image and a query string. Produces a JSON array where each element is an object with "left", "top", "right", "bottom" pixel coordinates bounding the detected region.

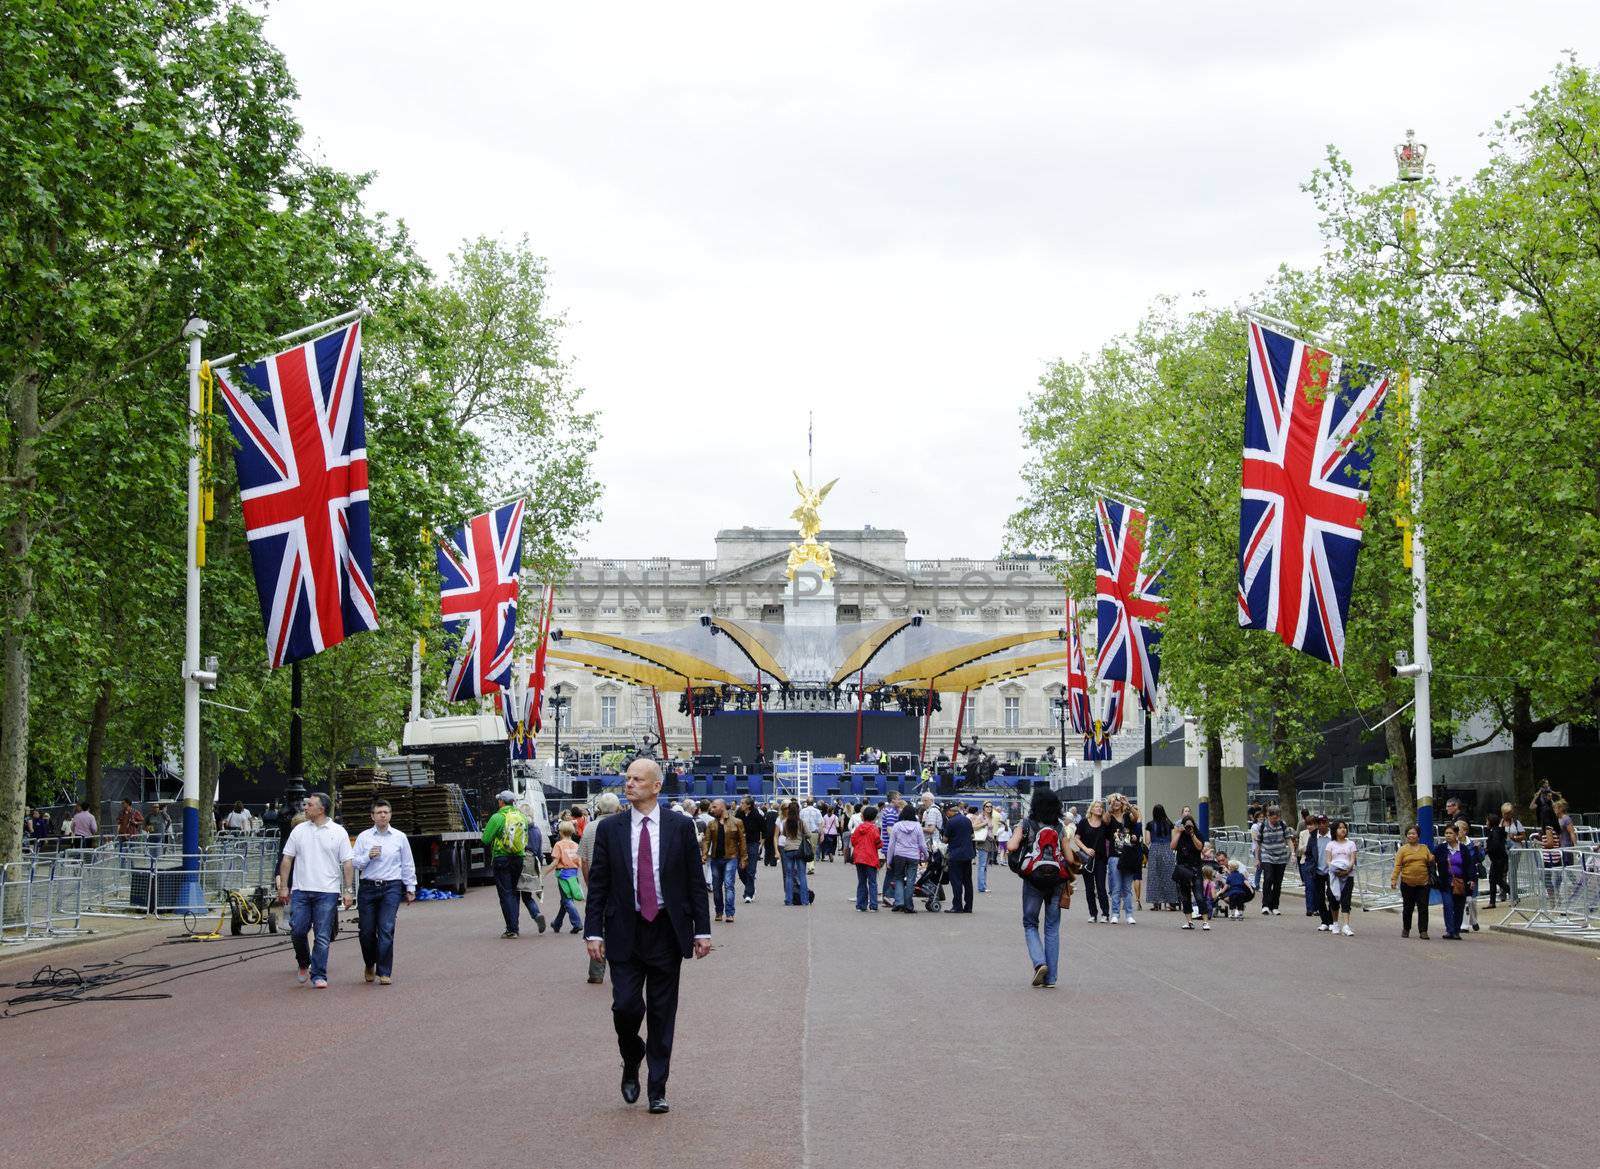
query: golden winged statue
[
  {"left": 786, "top": 471, "right": 839, "bottom": 582},
  {"left": 789, "top": 471, "right": 838, "bottom": 542}
]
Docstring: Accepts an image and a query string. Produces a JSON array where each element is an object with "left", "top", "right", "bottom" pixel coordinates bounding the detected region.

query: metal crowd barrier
[
  {"left": 1496, "top": 847, "right": 1600, "bottom": 941},
  {"left": 0, "top": 856, "right": 85, "bottom": 944},
  {"left": 80, "top": 852, "right": 246, "bottom": 918}
]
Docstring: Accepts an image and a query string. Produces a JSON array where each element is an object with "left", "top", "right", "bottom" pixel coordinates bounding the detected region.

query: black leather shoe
[
  {"left": 648, "top": 1095, "right": 669, "bottom": 1114},
  {"left": 620, "top": 1065, "right": 641, "bottom": 1104}
]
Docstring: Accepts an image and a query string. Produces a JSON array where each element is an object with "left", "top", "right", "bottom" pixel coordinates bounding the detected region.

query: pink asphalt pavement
[{"left": 1, "top": 862, "right": 1593, "bottom": 1169}]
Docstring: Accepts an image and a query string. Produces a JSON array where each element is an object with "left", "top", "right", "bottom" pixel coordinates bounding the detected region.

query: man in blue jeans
[
  {"left": 276, "top": 793, "right": 354, "bottom": 989},
  {"left": 351, "top": 798, "right": 416, "bottom": 984},
  {"left": 700, "top": 799, "right": 745, "bottom": 923}
]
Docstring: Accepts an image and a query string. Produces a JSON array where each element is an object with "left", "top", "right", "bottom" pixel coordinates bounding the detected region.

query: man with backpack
[{"left": 482, "top": 790, "right": 546, "bottom": 938}]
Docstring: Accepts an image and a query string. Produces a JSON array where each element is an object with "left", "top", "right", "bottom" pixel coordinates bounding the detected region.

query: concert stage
[{"left": 701, "top": 710, "right": 918, "bottom": 761}]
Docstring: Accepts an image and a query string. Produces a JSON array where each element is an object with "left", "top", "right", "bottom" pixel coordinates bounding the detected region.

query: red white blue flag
[
  {"left": 438, "top": 500, "right": 525, "bottom": 701},
  {"left": 527, "top": 582, "right": 555, "bottom": 737},
  {"left": 1095, "top": 498, "right": 1167, "bottom": 711},
  {"left": 215, "top": 322, "right": 378, "bottom": 668},
  {"left": 1084, "top": 680, "right": 1124, "bottom": 761},
  {"left": 1238, "top": 320, "right": 1390, "bottom": 668},
  {"left": 1064, "top": 595, "right": 1093, "bottom": 735}
]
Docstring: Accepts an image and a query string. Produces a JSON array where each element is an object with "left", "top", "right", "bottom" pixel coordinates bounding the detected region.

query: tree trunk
[
  {"left": 199, "top": 733, "right": 219, "bottom": 851},
  {"left": 1509, "top": 686, "right": 1543, "bottom": 820},
  {"left": 0, "top": 372, "right": 39, "bottom": 867},
  {"left": 1383, "top": 701, "right": 1416, "bottom": 830},
  {"left": 0, "top": 610, "right": 32, "bottom": 867},
  {"left": 1275, "top": 767, "right": 1298, "bottom": 828},
  {"left": 84, "top": 677, "right": 114, "bottom": 822},
  {"left": 1206, "top": 732, "right": 1224, "bottom": 826}
]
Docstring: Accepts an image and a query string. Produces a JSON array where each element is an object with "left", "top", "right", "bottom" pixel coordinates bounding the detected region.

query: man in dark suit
[
  {"left": 584, "top": 758, "right": 711, "bottom": 1115},
  {"left": 942, "top": 804, "right": 976, "bottom": 912}
]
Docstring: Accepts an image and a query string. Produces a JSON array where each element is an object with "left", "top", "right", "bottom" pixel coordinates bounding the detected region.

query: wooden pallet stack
[
  {"left": 334, "top": 768, "right": 462, "bottom": 835},
  {"left": 333, "top": 767, "right": 386, "bottom": 827},
  {"left": 410, "top": 784, "right": 466, "bottom": 834}
]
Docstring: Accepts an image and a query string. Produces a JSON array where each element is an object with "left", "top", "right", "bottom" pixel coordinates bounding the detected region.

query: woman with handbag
[
  {"left": 1076, "top": 800, "right": 1111, "bottom": 923},
  {"left": 776, "top": 801, "right": 812, "bottom": 906},
  {"left": 1107, "top": 798, "right": 1142, "bottom": 925},
  {"left": 1433, "top": 823, "right": 1469, "bottom": 939},
  {"left": 1389, "top": 824, "right": 1436, "bottom": 939}
]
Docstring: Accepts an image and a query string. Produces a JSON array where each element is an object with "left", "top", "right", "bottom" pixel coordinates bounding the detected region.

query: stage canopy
[{"left": 551, "top": 616, "right": 1066, "bottom": 695}]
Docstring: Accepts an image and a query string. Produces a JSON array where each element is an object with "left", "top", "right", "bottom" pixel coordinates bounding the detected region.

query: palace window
[
  {"left": 600, "top": 695, "right": 617, "bottom": 730},
  {"left": 1003, "top": 696, "right": 1021, "bottom": 731}
]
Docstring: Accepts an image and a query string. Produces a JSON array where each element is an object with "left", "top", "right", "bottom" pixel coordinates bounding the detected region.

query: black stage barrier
[{"left": 702, "top": 711, "right": 918, "bottom": 761}]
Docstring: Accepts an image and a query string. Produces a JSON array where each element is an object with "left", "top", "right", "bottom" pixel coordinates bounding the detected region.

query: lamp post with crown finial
[{"left": 1393, "top": 128, "right": 1436, "bottom": 845}]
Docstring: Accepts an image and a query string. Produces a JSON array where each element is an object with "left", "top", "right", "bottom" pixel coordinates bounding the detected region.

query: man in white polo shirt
[{"left": 276, "top": 792, "right": 354, "bottom": 989}]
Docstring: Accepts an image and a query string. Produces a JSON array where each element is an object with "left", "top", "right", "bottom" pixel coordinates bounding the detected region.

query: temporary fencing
[
  {"left": 0, "top": 856, "right": 85, "bottom": 944},
  {"left": 79, "top": 852, "right": 249, "bottom": 918},
  {"left": 1496, "top": 847, "right": 1600, "bottom": 942}
]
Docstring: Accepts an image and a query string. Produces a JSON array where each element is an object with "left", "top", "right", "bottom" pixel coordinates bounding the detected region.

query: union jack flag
[
  {"left": 1084, "top": 681, "right": 1125, "bottom": 761},
  {"left": 1238, "top": 320, "right": 1391, "bottom": 668},
  {"left": 438, "top": 500, "right": 525, "bottom": 701},
  {"left": 1064, "top": 595, "right": 1092, "bottom": 734},
  {"left": 1095, "top": 498, "right": 1167, "bottom": 711},
  {"left": 215, "top": 322, "right": 378, "bottom": 668},
  {"left": 499, "top": 673, "right": 536, "bottom": 761}
]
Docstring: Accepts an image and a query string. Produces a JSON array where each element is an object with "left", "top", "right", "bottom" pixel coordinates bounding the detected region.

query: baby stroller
[{"left": 913, "top": 849, "right": 949, "bottom": 912}]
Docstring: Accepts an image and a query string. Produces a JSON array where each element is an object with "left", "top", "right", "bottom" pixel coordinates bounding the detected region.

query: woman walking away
[
  {"left": 851, "top": 806, "right": 883, "bottom": 911},
  {"left": 1484, "top": 809, "right": 1509, "bottom": 908},
  {"left": 973, "top": 802, "right": 994, "bottom": 894},
  {"left": 820, "top": 806, "right": 840, "bottom": 861},
  {"left": 885, "top": 803, "right": 928, "bottom": 913},
  {"left": 1077, "top": 800, "right": 1111, "bottom": 923},
  {"left": 1007, "top": 788, "right": 1071, "bottom": 987},
  {"left": 1108, "top": 798, "right": 1142, "bottom": 925},
  {"left": 1172, "top": 815, "right": 1204, "bottom": 927},
  {"left": 1324, "top": 821, "right": 1358, "bottom": 936},
  {"left": 1144, "top": 805, "right": 1178, "bottom": 911},
  {"left": 1433, "top": 824, "right": 1469, "bottom": 939},
  {"left": 1253, "top": 805, "right": 1293, "bottom": 915},
  {"left": 1390, "top": 824, "right": 1436, "bottom": 939},
  {"left": 776, "top": 801, "right": 811, "bottom": 906}
]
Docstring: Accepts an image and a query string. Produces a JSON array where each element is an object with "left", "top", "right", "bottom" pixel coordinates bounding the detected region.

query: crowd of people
[{"left": 265, "top": 775, "right": 1595, "bottom": 999}]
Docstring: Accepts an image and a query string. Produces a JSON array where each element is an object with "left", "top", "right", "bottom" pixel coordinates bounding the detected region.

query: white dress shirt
[{"left": 351, "top": 825, "right": 417, "bottom": 891}]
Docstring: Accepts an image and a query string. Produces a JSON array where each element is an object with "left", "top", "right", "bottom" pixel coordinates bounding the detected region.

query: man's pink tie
[{"left": 638, "top": 820, "right": 658, "bottom": 922}]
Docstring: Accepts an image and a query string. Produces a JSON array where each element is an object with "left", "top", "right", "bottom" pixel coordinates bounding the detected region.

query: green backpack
[{"left": 500, "top": 808, "right": 529, "bottom": 855}]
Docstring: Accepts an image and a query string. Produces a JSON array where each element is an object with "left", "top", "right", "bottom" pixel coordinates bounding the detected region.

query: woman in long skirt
[{"left": 1144, "top": 804, "right": 1179, "bottom": 911}]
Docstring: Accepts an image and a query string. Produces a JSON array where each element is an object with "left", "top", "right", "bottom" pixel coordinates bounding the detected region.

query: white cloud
[{"left": 265, "top": 0, "right": 1600, "bottom": 557}]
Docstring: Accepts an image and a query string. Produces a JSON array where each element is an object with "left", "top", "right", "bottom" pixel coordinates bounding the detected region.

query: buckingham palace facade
[{"left": 542, "top": 526, "right": 1171, "bottom": 771}]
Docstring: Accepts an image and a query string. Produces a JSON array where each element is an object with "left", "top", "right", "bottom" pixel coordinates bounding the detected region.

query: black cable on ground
[{"left": 0, "top": 916, "right": 361, "bottom": 1019}]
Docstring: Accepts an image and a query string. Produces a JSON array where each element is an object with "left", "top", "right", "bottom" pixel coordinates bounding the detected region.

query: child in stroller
[{"left": 913, "top": 848, "right": 950, "bottom": 912}]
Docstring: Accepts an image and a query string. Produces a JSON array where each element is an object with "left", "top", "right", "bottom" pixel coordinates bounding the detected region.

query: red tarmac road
[{"left": 1, "top": 861, "right": 1594, "bottom": 1169}]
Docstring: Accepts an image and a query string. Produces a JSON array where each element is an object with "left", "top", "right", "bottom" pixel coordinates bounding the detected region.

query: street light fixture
[
  {"left": 546, "top": 687, "right": 570, "bottom": 770},
  {"left": 1050, "top": 692, "right": 1069, "bottom": 780}
]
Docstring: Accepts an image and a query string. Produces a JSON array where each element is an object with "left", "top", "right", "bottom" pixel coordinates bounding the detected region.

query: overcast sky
[{"left": 264, "top": 1, "right": 1599, "bottom": 560}]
